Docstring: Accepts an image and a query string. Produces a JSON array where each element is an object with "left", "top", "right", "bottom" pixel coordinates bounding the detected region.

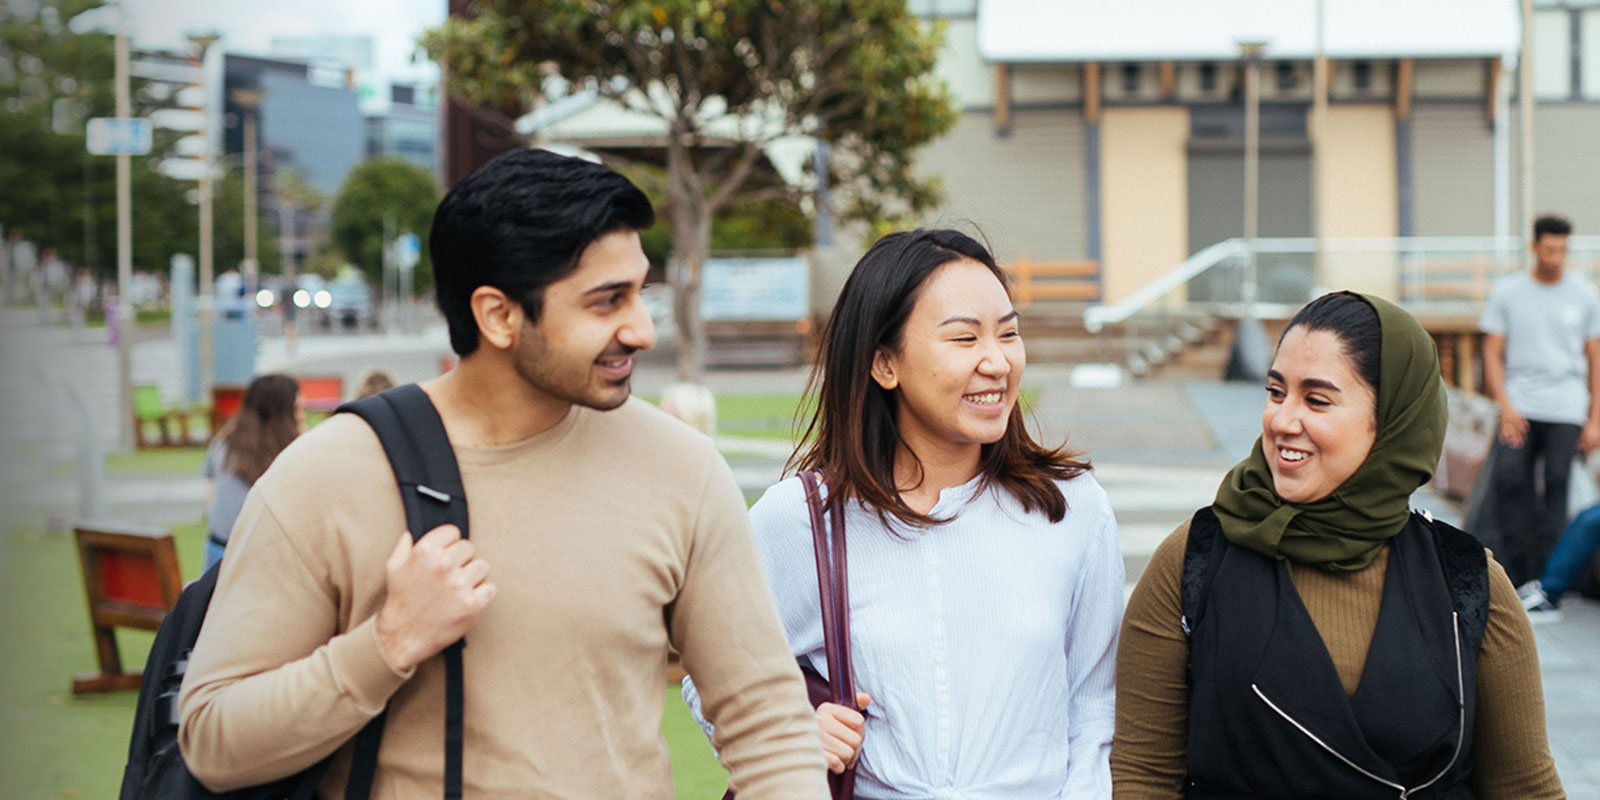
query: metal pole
[
  {"left": 382, "top": 213, "right": 394, "bottom": 333},
  {"left": 1519, "top": 0, "right": 1535, "bottom": 239},
  {"left": 243, "top": 109, "right": 258, "bottom": 272},
  {"left": 1242, "top": 42, "right": 1264, "bottom": 313},
  {"left": 190, "top": 34, "right": 219, "bottom": 401},
  {"left": 1310, "top": 0, "right": 1327, "bottom": 290},
  {"left": 114, "top": 6, "right": 134, "bottom": 453}
]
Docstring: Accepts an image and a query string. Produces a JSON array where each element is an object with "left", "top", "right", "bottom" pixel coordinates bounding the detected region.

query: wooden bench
[
  {"left": 1007, "top": 256, "right": 1100, "bottom": 306},
  {"left": 133, "top": 384, "right": 203, "bottom": 448},
  {"left": 72, "top": 522, "right": 183, "bottom": 693},
  {"left": 297, "top": 376, "right": 346, "bottom": 424}
]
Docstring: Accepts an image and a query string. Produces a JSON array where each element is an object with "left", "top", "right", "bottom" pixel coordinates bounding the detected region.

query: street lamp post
[
  {"left": 230, "top": 89, "right": 264, "bottom": 280},
  {"left": 114, "top": 4, "right": 134, "bottom": 452},
  {"left": 188, "top": 32, "right": 220, "bottom": 402},
  {"left": 1223, "top": 39, "right": 1273, "bottom": 383},
  {"left": 1239, "top": 40, "right": 1267, "bottom": 314}
]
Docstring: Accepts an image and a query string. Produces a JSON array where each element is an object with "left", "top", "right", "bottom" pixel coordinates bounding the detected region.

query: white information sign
[
  {"left": 86, "top": 118, "right": 152, "bottom": 156},
  {"left": 700, "top": 257, "right": 809, "bottom": 321}
]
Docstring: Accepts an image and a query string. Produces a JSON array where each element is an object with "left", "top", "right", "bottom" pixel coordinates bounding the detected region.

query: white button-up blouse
[{"left": 684, "top": 470, "right": 1124, "bottom": 799}]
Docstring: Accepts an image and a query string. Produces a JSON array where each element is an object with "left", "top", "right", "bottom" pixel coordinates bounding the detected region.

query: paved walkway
[{"left": 1, "top": 310, "right": 1594, "bottom": 794}]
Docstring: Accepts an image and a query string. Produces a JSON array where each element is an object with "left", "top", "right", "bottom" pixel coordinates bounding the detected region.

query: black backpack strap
[
  {"left": 337, "top": 384, "right": 469, "bottom": 800},
  {"left": 1419, "top": 511, "right": 1491, "bottom": 656},
  {"left": 1180, "top": 507, "right": 1226, "bottom": 639}
]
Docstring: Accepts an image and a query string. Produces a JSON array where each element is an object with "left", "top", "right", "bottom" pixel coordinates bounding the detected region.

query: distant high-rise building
[{"left": 365, "top": 82, "right": 440, "bottom": 177}]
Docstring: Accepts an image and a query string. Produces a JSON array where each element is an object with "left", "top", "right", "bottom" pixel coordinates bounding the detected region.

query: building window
[
  {"left": 1275, "top": 61, "right": 1298, "bottom": 90},
  {"left": 906, "top": 0, "right": 977, "bottom": 18},
  {"left": 1200, "top": 62, "right": 1218, "bottom": 92},
  {"left": 1533, "top": 8, "right": 1575, "bottom": 98},
  {"left": 1584, "top": 9, "right": 1600, "bottom": 99},
  {"left": 1122, "top": 63, "right": 1141, "bottom": 93},
  {"left": 1352, "top": 60, "right": 1372, "bottom": 90}
]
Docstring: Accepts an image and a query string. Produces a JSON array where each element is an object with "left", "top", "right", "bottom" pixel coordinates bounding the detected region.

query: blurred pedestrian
[
  {"left": 353, "top": 367, "right": 397, "bottom": 400},
  {"left": 1519, "top": 500, "right": 1600, "bottom": 623},
  {"left": 1480, "top": 214, "right": 1600, "bottom": 585},
  {"left": 1113, "top": 291, "right": 1562, "bottom": 798},
  {"left": 202, "top": 373, "right": 305, "bottom": 570}
]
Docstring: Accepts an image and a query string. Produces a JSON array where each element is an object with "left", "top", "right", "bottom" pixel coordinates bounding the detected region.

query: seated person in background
[{"left": 1519, "top": 501, "right": 1600, "bottom": 623}]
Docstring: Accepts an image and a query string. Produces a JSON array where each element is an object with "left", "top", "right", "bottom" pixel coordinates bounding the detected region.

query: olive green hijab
[{"left": 1212, "top": 293, "right": 1447, "bottom": 571}]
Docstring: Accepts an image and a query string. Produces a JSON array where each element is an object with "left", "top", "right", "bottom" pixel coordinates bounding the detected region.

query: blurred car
[{"left": 326, "top": 273, "right": 374, "bottom": 330}]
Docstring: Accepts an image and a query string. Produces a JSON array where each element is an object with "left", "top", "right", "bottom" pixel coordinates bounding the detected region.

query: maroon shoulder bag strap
[{"left": 798, "top": 469, "right": 858, "bottom": 800}]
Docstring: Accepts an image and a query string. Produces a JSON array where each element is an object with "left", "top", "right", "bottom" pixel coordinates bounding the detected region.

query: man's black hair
[
  {"left": 1533, "top": 214, "right": 1573, "bottom": 242},
  {"left": 429, "top": 148, "right": 654, "bottom": 356}
]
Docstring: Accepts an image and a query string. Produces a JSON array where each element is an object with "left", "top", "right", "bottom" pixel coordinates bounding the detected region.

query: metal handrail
[
  {"left": 1084, "top": 234, "right": 1600, "bottom": 334},
  {"left": 1082, "top": 238, "right": 1246, "bottom": 333}
]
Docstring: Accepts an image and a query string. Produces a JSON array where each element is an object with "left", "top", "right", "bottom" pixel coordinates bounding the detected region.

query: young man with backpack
[{"left": 177, "top": 149, "right": 830, "bottom": 798}]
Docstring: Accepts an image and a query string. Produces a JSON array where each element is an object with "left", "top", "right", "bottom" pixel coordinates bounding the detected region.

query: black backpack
[{"left": 120, "top": 384, "right": 469, "bottom": 800}]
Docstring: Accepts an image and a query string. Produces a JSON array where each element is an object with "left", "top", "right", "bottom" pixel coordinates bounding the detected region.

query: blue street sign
[
  {"left": 395, "top": 232, "right": 421, "bottom": 271},
  {"left": 86, "top": 118, "right": 153, "bottom": 156}
]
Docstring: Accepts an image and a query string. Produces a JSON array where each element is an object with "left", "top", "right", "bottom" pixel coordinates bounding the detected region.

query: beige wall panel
[
  {"left": 1411, "top": 105, "right": 1495, "bottom": 236},
  {"left": 915, "top": 109, "right": 1088, "bottom": 264},
  {"left": 1101, "top": 106, "right": 1189, "bottom": 304},
  {"left": 934, "top": 18, "right": 992, "bottom": 108},
  {"left": 1012, "top": 64, "right": 1081, "bottom": 104},
  {"left": 1532, "top": 105, "right": 1600, "bottom": 232},
  {"left": 1413, "top": 60, "right": 1489, "bottom": 98},
  {"left": 1318, "top": 104, "right": 1399, "bottom": 298}
]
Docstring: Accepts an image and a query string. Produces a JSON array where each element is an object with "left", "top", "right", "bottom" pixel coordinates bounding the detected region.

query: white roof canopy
[{"left": 977, "top": 0, "right": 1521, "bottom": 62}]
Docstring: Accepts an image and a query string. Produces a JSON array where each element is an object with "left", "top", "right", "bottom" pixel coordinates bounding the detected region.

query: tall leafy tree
[
  {"left": 0, "top": 0, "right": 206, "bottom": 280},
  {"left": 330, "top": 157, "right": 439, "bottom": 294},
  {"left": 423, "top": 0, "right": 957, "bottom": 380}
]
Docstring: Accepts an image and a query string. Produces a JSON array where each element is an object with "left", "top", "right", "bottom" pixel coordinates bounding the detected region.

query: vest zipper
[
  {"left": 1249, "top": 612, "right": 1467, "bottom": 800},
  {"left": 1405, "top": 612, "right": 1467, "bottom": 797}
]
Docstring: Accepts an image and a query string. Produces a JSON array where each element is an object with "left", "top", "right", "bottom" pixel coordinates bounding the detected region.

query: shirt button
[
  {"left": 926, "top": 562, "right": 936, "bottom": 575},
  {"left": 934, "top": 652, "right": 945, "bottom": 664}
]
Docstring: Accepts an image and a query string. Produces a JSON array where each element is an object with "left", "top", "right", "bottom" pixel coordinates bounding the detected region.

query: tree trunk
[
  {"left": 667, "top": 201, "right": 712, "bottom": 382},
  {"left": 664, "top": 129, "right": 715, "bottom": 383}
]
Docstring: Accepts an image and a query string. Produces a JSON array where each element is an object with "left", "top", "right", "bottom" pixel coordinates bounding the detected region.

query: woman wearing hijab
[
  {"left": 684, "top": 228, "right": 1124, "bottom": 797},
  {"left": 1111, "top": 291, "right": 1562, "bottom": 799}
]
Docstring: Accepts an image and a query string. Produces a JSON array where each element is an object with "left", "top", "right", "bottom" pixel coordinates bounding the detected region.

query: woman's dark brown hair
[
  {"left": 220, "top": 373, "right": 301, "bottom": 485},
  {"left": 790, "top": 228, "right": 1090, "bottom": 528}
]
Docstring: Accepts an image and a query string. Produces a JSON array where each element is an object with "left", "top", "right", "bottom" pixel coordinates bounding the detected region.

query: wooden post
[
  {"left": 1015, "top": 255, "right": 1034, "bottom": 308},
  {"left": 1160, "top": 61, "right": 1176, "bottom": 98},
  {"left": 1396, "top": 58, "right": 1415, "bottom": 121},
  {"left": 994, "top": 63, "right": 1012, "bottom": 135},
  {"left": 1084, "top": 62, "right": 1102, "bottom": 123},
  {"left": 72, "top": 523, "right": 183, "bottom": 693},
  {"left": 1458, "top": 333, "right": 1477, "bottom": 394},
  {"left": 1486, "top": 58, "right": 1503, "bottom": 122}
]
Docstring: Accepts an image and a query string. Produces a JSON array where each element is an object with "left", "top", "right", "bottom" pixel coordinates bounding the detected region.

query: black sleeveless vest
[{"left": 1183, "top": 508, "right": 1489, "bottom": 800}]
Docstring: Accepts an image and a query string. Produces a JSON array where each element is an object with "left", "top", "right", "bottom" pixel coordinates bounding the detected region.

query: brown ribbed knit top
[{"left": 1111, "top": 520, "right": 1565, "bottom": 800}]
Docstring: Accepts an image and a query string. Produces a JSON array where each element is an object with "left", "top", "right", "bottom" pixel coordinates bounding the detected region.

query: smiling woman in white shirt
[{"left": 683, "top": 228, "right": 1124, "bottom": 799}]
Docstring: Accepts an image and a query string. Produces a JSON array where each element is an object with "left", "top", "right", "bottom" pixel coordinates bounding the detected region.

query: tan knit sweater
[
  {"left": 179, "top": 397, "right": 829, "bottom": 798},
  {"left": 1112, "top": 519, "right": 1564, "bottom": 799}
]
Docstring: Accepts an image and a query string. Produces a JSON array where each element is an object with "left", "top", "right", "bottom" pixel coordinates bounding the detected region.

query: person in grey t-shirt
[
  {"left": 203, "top": 374, "right": 305, "bottom": 570},
  {"left": 1480, "top": 214, "right": 1600, "bottom": 586}
]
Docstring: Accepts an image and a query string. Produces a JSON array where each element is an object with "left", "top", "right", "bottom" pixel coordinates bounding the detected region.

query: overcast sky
[{"left": 118, "top": 0, "right": 447, "bottom": 83}]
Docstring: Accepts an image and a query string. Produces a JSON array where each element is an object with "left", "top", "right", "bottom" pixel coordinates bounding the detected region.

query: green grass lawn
[
  {"left": 106, "top": 446, "right": 208, "bottom": 477},
  {"left": 0, "top": 518, "right": 728, "bottom": 798}
]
